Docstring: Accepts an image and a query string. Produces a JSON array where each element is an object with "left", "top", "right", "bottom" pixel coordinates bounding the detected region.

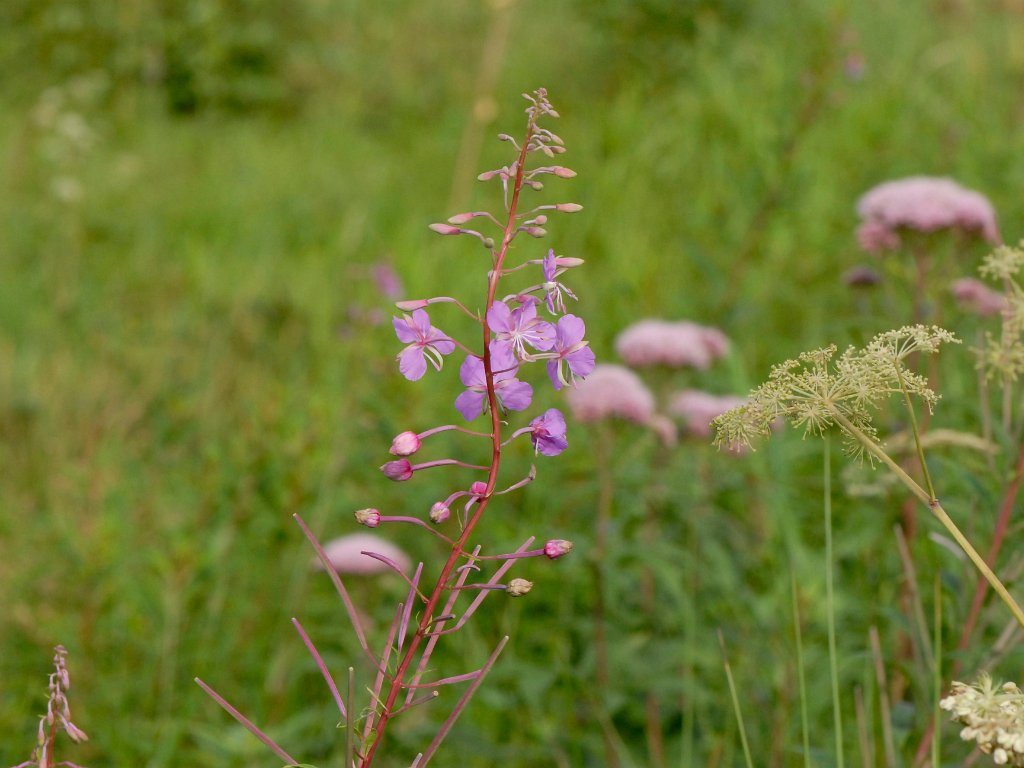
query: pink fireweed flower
[
  {"left": 615, "top": 319, "right": 730, "bottom": 369},
  {"left": 669, "top": 390, "right": 748, "bottom": 438},
  {"left": 529, "top": 408, "right": 568, "bottom": 456},
  {"left": 566, "top": 364, "right": 654, "bottom": 424},
  {"left": 951, "top": 278, "right": 1008, "bottom": 317},
  {"left": 455, "top": 343, "right": 533, "bottom": 420},
  {"left": 392, "top": 309, "right": 455, "bottom": 381},
  {"left": 389, "top": 431, "right": 421, "bottom": 456},
  {"left": 541, "top": 249, "right": 579, "bottom": 315},
  {"left": 544, "top": 539, "right": 573, "bottom": 559},
  {"left": 546, "top": 314, "right": 595, "bottom": 390},
  {"left": 487, "top": 299, "right": 555, "bottom": 360},
  {"left": 855, "top": 176, "right": 1001, "bottom": 252},
  {"left": 319, "top": 533, "right": 411, "bottom": 575}
]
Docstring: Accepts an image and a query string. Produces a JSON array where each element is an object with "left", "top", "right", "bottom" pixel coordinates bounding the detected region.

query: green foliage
[{"left": 2, "top": 0, "right": 1024, "bottom": 766}]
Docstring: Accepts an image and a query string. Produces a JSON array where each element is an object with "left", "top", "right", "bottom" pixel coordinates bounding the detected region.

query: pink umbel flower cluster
[
  {"left": 567, "top": 364, "right": 655, "bottom": 424},
  {"left": 614, "top": 319, "right": 730, "bottom": 369},
  {"left": 12, "top": 645, "right": 89, "bottom": 768},
  {"left": 951, "top": 277, "right": 1008, "bottom": 317},
  {"left": 568, "top": 318, "right": 747, "bottom": 450},
  {"left": 855, "top": 176, "right": 1001, "bottom": 253},
  {"left": 668, "top": 390, "right": 748, "bottom": 438},
  {"left": 198, "top": 89, "right": 587, "bottom": 768}
]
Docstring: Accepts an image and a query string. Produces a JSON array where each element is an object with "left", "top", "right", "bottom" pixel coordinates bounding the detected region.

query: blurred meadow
[{"left": 3, "top": 0, "right": 1024, "bottom": 765}]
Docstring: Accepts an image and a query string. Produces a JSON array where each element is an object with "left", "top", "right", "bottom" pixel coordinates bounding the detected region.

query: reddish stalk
[{"left": 358, "top": 109, "right": 539, "bottom": 767}]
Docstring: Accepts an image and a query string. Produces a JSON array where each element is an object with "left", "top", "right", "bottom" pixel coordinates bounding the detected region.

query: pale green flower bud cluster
[
  {"left": 712, "top": 325, "right": 958, "bottom": 461},
  {"left": 977, "top": 241, "right": 1024, "bottom": 382},
  {"left": 941, "top": 674, "right": 1024, "bottom": 766}
]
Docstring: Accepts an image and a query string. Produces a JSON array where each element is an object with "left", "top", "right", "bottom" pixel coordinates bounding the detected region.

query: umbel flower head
[
  {"left": 566, "top": 363, "right": 655, "bottom": 425},
  {"left": 615, "top": 319, "right": 729, "bottom": 369},
  {"left": 856, "top": 175, "right": 1000, "bottom": 254},
  {"left": 712, "top": 325, "right": 959, "bottom": 460},
  {"left": 941, "top": 674, "right": 1024, "bottom": 766}
]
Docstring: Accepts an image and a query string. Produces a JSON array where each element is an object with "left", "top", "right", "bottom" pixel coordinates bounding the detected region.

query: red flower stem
[{"left": 359, "top": 107, "right": 538, "bottom": 767}]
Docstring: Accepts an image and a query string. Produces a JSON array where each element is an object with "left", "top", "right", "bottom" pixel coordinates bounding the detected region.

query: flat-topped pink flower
[
  {"left": 615, "top": 319, "right": 730, "bottom": 369},
  {"left": 669, "top": 390, "right": 748, "bottom": 438},
  {"left": 855, "top": 176, "right": 1000, "bottom": 253},
  {"left": 566, "top": 364, "right": 654, "bottom": 424},
  {"left": 951, "top": 278, "right": 1007, "bottom": 317}
]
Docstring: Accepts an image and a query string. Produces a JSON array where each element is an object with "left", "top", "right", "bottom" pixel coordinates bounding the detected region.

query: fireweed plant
[
  {"left": 9, "top": 645, "right": 89, "bottom": 768},
  {"left": 196, "top": 88, "right": 593, "bottom": 767}
]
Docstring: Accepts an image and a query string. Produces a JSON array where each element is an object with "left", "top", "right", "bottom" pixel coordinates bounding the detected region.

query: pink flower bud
[
  {"left": 390, "top": 430, "right": 421, "bottom": 456},
  {"left": 447, "top": 212, "right": 479, "bottom": 225},
  {"left": 470, "top": 481, "right": 488, "bottom": 496},
  {"left": 507, "top": 578, "right": 534, "bottom": 597},
  {"left": 354, "top": 508, "right": 381, "bottom": 527},
  {"left": 523, "top": 227, "right": 547, "bottom": 238},
  {"left": 555, "top": 203, "right": 583, "bottom": 213},
  {"left": 429, "top": 223, "right": 462, "bottom": 235},
  {"left": 429, "top": 502, "right": 450, "bottom": 524},
  {"left": 395, "top": 299, "right": 429, "bottom": 311},
  {"left": 544, "top": 539, "right": 574, "bottom": 559},
  {"left": 555, "top": 256, "right": 584, "bottom": 268},
  {"left": 380, "top": 459, "right": 413, "bottom": 481},
  {"left": 551, "top": 166, "right": 576, "bottom": 178}
]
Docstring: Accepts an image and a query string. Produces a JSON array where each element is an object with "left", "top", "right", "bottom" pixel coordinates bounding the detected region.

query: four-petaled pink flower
[
  {"left": 541, "top": 249, "right": 578, "bottom": 315},
  {"left": 455, "top": 343, "right": 533, "bottom": 420},
  {"left": 529, "top": 408, "right": 568, "bottom": 456},
  {"left": 487, "top": 299, "right": 555, "bottom": 360},
  {"left": 547, "top": 315, "right": 595, "bottom": 390},
  {"left": 392, "top": 309, "right": 455, "bottom": 381}
]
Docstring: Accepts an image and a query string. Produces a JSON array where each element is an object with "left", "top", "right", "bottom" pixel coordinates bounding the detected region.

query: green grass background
[{"left": 3, "top": 0, "right": 1024, "bottom": 765}]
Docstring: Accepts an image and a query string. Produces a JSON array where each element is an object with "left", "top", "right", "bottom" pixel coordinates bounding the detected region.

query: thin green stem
[
  {"left": 824, "top": 437, "right": 845, "bottom": 768},
  {"left": 719, "top": 631, "right": 754, "bottom": 768},
  {"left": 833, "top": 412, "right": 1024, "bottom": 631},
  {"left": 894, "top": 366, "right": 937, "bottom": 500},
  {"left": 790, "top": 568, "right": 812, "bottom": 768}
]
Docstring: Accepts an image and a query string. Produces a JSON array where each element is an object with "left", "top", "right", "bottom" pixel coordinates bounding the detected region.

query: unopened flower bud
[
  {"left": 429, "top": 502, "right": 450, "bottom": 524},
  {"left": 555, "top": 203, "right": 583, "bottom": 213},
  {"left": 395, "top": 299, "right": 429, "bottom": 311},
  {"left": 470, "top": 481, "right": 488, "bottom": 496},
  {"left": 544, "top": 539, "right": 574, "bottom": 559},
  {"left": 390, "top": 431, "right": 421, "bottom": 456},
  {"left": 523, "top": 227, "right": 547, "bottom": 238},
  {"left": 551, "top": 166, "right": 576, "bottom": 178},
  {"left": 354, "top": 508, "right": 381, "bottom": 527},
  {"left": 482, "top": 237, "right": 495, "bottom": 249},
  {"left": 447, "top": 212, "right": 478, "bottom": 225},
  {"left": 429, "top": 223, "right": 462, "bottom": 235},
  {"left": 380, "top": 459, "right": 413, "bottom": 481},
  {"left": 554, "top": 256, "right": 584, "bottom": 268},
  {"left": 507, "top": 578, "right": 534, "bottom": 597}
]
